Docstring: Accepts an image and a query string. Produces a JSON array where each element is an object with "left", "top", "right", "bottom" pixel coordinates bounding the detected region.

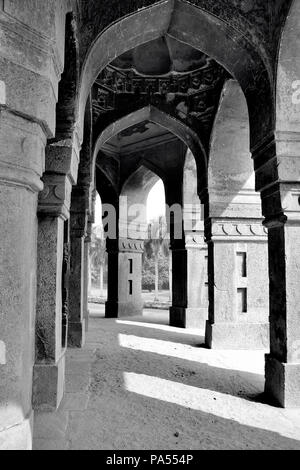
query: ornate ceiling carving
[{"left": 92, "top": 51, "right": 228, "bottom": 149}]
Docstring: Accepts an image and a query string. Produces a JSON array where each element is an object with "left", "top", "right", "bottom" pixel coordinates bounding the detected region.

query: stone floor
[{"left": 33, "top": 306, "right": 300, "bottom": 450}]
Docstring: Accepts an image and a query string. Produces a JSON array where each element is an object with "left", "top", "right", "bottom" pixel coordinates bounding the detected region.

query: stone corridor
[{"left": 33, "top": 307, "right": 300, "bottom": 451}]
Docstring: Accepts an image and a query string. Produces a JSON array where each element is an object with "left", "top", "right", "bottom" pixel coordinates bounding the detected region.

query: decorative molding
[
  {"left": 0, "top": 160, "right": 43, "bottom": 193},
  {"left": 119, "top": 238, "right": 144, "bottom": 253},
  {"left": 185, "top": 232, "right": 206, "bottom": 248},
  {"left": 92, "top": 62, "right": 227, "bottom": 137},
  {"left": 38, "top": 174, "right": 72, "bottom": 220},
  {"left": 46, "top": 136, "right": 81, "bottom": 185},
  {"left": 70, "top": 211, "right": 88, "bottom": 238},
  {"left": 207, "top": 220, "right": 267, "bottom": 242}
]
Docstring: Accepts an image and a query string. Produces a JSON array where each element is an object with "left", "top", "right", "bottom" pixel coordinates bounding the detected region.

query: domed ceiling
[
  {"left": 92, "top": 37, "right": 229, "bottom": 151},
  {"left": 111, "top": 37, "right": 209, "bottom": 76}
]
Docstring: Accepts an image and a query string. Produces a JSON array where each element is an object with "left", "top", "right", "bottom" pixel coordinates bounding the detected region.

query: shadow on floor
[{"left": 33, "top": 314, "right": 300, "bottom": 450}]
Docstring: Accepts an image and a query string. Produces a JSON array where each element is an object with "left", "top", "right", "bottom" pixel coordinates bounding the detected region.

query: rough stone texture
[
  {"left": 206, "top": 322, "right": 270, "bottom": 351},
  {"left": 33, "top": 354, "right": 66, "bottom": 412},
  {"left": 68, "top": 233, "right": 86, "bottom": 348},
  {"left": 0, "top": 115, "right": 45, "bottom": 450},
  {"left": 36, "top": 217, "right": 64, "bottom": 363},
  {"left": 265, "top": 356, "right": 300, "bottom": 408}
]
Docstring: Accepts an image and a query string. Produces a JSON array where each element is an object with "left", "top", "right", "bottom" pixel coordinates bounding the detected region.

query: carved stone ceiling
[
  {"left": 101, "top": 120, "right": 178, "bottom": 156},
  {"left": 92, "top": 37, "right": 229, "bottom": 151}
]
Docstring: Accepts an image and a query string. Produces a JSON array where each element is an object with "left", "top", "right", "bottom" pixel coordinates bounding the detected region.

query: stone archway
[
  {"left": 77, "top": 0, "right": 274, "bottom": 151},
  {"left": 93, "top": 105, "right": 207, "bottom": 194}
]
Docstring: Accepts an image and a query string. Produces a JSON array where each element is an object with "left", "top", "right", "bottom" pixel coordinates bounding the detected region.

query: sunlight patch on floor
[
  {"left": 123, "top": 372, "right": 300, "bottom": 442},
  {"left": 118, "top": 333, "right": 266, "bottom": 375},
  {"left": 117, "top": 319, "right": 204, "bottom": 336}
]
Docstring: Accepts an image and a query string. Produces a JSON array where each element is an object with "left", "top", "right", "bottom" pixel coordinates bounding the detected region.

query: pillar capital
[
  {"left": 185, "top": 231, "right": 206, "bottom": 249},
  {"left": 262, "top": 183, "right": 300, "bottom": 228},
  {"left": 38, "top": 173, "right": 72, "bottom": 220},
  {"left": 46, "top": 133, "right": 81, "bottom": 186},
  {"left": 70, "top": 211, "right": 88, "bottom": 238},
  {"left": 0, "top": 109, "right": 46, "bottom": 193}
]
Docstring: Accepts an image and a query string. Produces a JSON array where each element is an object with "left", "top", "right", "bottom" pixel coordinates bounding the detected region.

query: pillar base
[
  {"left": 0, "top": 412, "right": 33, "bottom": 450},
  {"left": 170, "top": 307, "right": 208, "bottom": 329},
  {"left": 33, "top": 353, "right": 66, "bottom": 412},
  {"left": 67, "top": 320, "right": 86, "bottom": 348},
  {"left": 105, "top": 301, "right": 118, "bottom": 318},
  {"left": 265, "top": 355, "right": 300, "bottom": 408},
  {"left": 205, "top": 321, "right": 269, "bottom": 350},
  {"left": 105, "top": 301, "right": 143, "bottom": 318}
]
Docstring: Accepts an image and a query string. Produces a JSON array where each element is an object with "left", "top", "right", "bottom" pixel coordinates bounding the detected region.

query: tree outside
[
  {"left": 142, "top": 216, "right": 171, "bottom": 302},
  {"left": 89, "top": 225, "right": 107, "bottom": 298}
]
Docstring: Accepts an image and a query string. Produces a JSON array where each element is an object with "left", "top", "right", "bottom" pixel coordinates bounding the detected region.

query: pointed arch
[
  {"left": 78, "top": 0, "right": 273, "bottom": 149},
  {"left": 93, "top": 105, "right": 207, "bottom": 196}
]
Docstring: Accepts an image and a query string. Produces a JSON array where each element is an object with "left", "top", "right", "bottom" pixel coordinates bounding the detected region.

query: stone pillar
[
  {"left": 33, "top": 173, "right": 72, "bottom": 411},
  {"left": 265, "top": 214, "right": 300, "bottom": 407},
  {"left": 0, "top": 111, "right": 46, "bottom": 449},
  {"left": 105, "top": 239, "right": 119, "bottom": 318},
  {"left": 105, "top": 238, "right": 144, "bottom": 318},
  {"left": 169, "top": 234, "right": 208, "bottom": 329},
  {"left": 83, "top": 223, "right": 92, "bottom": 332},
  {"left": 118, "top": 239, "right": 144, "bottom": 317},
  {"left": 68, "top": 188, "right": 88, "bottom": 348},
  {"left": 256, "top": 134, "right": 300, "bottom": 407},
  {"left": 185, "top": 233, "right": 208, "bottom": 329},
  {"left": 33, "top": 136, "right": 79, "bottom": 410},
  {"left": 205, "top": 218, "right": 269, "bottom": 349},
  {"left": 0, "top": 0, "right": 73, "bottom": 449},
  {"left": 169, "top": 238, "right": 188, "bottom": 328}
]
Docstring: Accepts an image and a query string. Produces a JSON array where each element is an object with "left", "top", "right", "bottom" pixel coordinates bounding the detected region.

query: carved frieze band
[
  {"left": 209, "top": 221, "right": 267, "bottom": 241},
  {"left": 119, "top": 238, "right": 144, "bottom": 253}
]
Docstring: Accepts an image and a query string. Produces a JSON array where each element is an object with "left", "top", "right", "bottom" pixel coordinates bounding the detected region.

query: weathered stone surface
[
  {"left": 33, "top": 354, "right": 66, "bottom": 412},
  {"left": 265, "top": 356, "right": 300, "bottom": 408},
  {"left": 205, "top": 322, "right": 270, "bottom": 351}
]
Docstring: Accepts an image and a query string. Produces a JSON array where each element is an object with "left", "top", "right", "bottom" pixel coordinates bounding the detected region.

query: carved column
[
  {"left": 204, "top": 218, "right": 269, "bottom": 349},
  {"left": 255, "top": 133, "right": 300, "bottom": 407},
  {"left": 0, "top": 111, "right": 46, "bottom": 449},
  {"left": 0, "top": 0, "right": 74, "bottom": 449},
  {"left": 83, "top": 221, "right": 92, "bottom": 332},
  {"left": 68, "top": 186, "right": 88, "bottom": 348},
  {"left": 33, "top": 139, "right": 78, "bottom": 410}
]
